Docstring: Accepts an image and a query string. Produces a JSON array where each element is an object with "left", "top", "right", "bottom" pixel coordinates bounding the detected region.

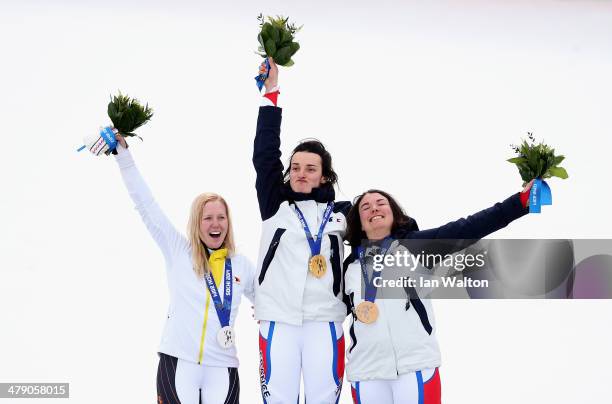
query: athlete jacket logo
[{"left": 234, "top": 276, "right": 241, "bottom": 285}]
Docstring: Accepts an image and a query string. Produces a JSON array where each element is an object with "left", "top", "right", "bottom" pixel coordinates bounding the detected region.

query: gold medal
[
  {"left": 309, "top": 254, "right": 327, "bottom": 278},
  {"left": 355, "top": 301, "right": 379, "bottom": 324}
]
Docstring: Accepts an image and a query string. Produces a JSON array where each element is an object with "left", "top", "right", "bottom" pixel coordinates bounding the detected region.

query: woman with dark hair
[
  {"left": 252, "top": 58, "right": 350, "bottom": 403},
  {"left": 343, "top": 184, "right": 534, "bottom": 404}
]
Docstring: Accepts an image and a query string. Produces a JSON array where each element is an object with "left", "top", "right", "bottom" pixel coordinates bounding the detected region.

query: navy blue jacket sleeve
[
  {"left": 253, "top": 106, "right": 285, "bottom": 220},
  {"left": 398, "top": 193, "right": 529, "bottom": 240},
  {"left": 405, "top": 193, "right": 529, "bottom": 239},
  {"left": 401, "top": 193, "right": 528, "bottom": 240},
  {"left": 394, "top": 193, "right": 528, "bottom": 259}
]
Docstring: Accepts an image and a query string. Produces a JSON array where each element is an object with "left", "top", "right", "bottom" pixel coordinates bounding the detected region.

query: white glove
[{"left": 83, "top": 127, "right": 117, "bottom": 156}]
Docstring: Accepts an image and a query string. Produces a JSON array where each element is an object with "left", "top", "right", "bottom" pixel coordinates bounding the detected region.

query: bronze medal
[
  {"left": 355, "top": 301, "right": 379, "bottom": 324},
  {"left": 309, "top": 254, "right": 327, "bottom": 278}
]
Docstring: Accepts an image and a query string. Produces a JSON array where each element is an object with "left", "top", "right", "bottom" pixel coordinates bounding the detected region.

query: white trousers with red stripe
[
  {"left": 350, "top": 368, "right": 441, "bottom": 404},
  {"left": 258, "top": 320, "right": 345, "bottom": 404}
]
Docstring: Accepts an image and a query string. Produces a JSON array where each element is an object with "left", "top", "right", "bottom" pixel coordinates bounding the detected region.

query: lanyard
[
  {"left": 293, "top": 202, "right": 335, "bottom": 256},
  {"left": 203, "top": 259, "right": 233, "bottom": 327},
  {"left": 357, "top": 237, "right": 394, "bottom": 302}
]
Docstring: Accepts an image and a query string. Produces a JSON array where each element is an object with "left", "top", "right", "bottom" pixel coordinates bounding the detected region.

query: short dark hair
[
  {"left": 345, "top": 189, "right": 414, "bottom": 247},
  {"left": 283, "top": 139, "right": 338, "bottom": 186}
]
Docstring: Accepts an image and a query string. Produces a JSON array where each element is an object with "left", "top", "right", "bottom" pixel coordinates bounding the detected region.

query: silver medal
[{"left": 217, "top": 326, "right": 235, "bottom": 349}]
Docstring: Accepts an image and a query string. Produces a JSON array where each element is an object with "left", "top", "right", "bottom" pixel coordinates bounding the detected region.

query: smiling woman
[
  {"left": 342, "top": 184, "right": 535, "bottom": 404},
  {"left": 189, "top": 193, "right": 235, "bottom": 278},
  {"left": 102, "top": 136, "right": 255, "bottom": 404}
]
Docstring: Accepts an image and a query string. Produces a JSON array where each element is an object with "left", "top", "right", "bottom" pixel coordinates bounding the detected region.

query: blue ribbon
[
  {"left": 76, "top": 126, "right": 118, "bottom": 153},
  {"left": 357, "top": 237, "right": 394, "bottom": 302},
  {"left": 203, "top": 259, "right": 233, "bottom": 327},
  {"left": 254, "top": 58, "right": 270, "bottom": 91},
  {"left": 100, "top": 126, "right": 118, "bottom": 151},
  {"left": 529, "top": 178, "right": 552, "bottom": 213},
  {"left": 293, "top": 202, "right": 335, "bottom": 257}
]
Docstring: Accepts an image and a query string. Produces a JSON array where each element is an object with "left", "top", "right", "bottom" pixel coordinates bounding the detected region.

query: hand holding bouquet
[
  {"left": 254, "top": 14, "right": 301, "bottom": 90},
  {"left": 507, "top": 132, "right": 568, "bottom": 213},
  {"left": 79, "top": 92, "right": 153, "bottom": 156}
]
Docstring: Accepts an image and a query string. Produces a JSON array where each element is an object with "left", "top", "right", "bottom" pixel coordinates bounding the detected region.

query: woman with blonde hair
[{"left": 111, "top": 134, "right": 254, "bottom": 404}]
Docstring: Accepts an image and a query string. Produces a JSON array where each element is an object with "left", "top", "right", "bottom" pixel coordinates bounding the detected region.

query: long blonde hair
[{"left": 187, "top": 193, "right": 235, "bottom": 278}]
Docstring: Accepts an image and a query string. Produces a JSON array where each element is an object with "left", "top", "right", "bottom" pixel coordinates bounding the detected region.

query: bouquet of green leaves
[
  {"left": 78, "top": 92, "right": 153, "bottom": 156},
  {"left": 107, "top": 92, "right": 153, "bottom": 140},
  {"left": 507, "top": 132, "right": 568, "bottom": 186},
  {"left": 256, "top": 14, "right": 301, "bottom": 66}
]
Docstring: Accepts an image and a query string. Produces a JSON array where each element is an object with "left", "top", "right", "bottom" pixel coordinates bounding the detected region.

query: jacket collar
[
  {"left": 207, "top": 247, "right": 228, "bottom": 262},
  {"left": 282, "top": 182, "right": 335, "bottom": 203}
]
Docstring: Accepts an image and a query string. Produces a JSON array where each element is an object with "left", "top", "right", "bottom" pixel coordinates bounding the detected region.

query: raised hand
[{"left": 263, "top": 57, "right": 278, "bottom": 92}]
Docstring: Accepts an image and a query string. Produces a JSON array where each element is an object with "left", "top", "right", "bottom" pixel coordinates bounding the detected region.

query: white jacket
[
  {"left": 254, "top": 199, "right": 349, "bottom": 325},
  {"left": 115, "top": 146, "right": 255, "bottom": 367},
  {"left": 253, "top": 106, "right": 351, "bottom": 325},
  {"left": 344, "top": 242, "right": 441, "bottom": 382}
]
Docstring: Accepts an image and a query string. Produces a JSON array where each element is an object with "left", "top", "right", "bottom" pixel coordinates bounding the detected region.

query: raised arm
[
  {"left": 253, "top": 58, "right": 285, "bottom": 220},
  {"left": 395, "top": 188, "right": 531, "bottom": 258},
  {"left": 114, "top": 142, "right": 188, "bottom": 265},
  {"left": 410, "top": 192, "right": 528, "bottom": 240}
]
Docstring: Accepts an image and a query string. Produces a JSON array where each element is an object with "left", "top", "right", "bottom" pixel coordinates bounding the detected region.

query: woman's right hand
[
  {"left": 113, "top": 128, "right": 128, "bottom": 149},
  {"left": 263, "top": 57, "right": 278, "bottom": 92}
]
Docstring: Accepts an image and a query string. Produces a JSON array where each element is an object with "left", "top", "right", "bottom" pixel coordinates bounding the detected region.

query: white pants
[
  {"left": 258, "top": 320, "right": 345, "bottom": 404},
  {"left": 156, "top": 353, "right": 239, "bottom": 404},
  {"left": 350, "top": 368, "right": 441, "bottom": 404}
]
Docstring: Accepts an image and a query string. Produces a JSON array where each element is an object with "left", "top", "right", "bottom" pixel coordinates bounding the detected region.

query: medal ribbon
[
  {"left": 357, "top": 237, "right": 394, "bottom": 302},
  {"left": 203, "top": 259, "right": 233, "bottom": 327},
  {"left": 77, "top": 126, "right": 118, "bottom": 152},
  {"left": 254, "top": 58, "right": 271, "bottom": 91},
  {"left": 529, "top": 178, "right": 552, "bottom": 213},
  {"left": 293, "top": 202, "right": 335, "bottom": 257}
]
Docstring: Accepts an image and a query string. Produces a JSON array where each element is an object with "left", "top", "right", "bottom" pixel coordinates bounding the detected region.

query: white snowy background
[{"left": 1, "top": 0, "right": 611, "bottom": 403}]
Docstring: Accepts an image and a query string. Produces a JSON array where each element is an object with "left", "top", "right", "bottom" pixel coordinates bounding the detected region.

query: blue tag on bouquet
[
  {"left": 254, "top": 58, "right": 270, "bottom": 91},
  {"left": 529, "top": 178, "right": 552, "bottom": 213},
  {"left": 100, "top": 126, "right": 118, "bottom": 151},
  {"left": 540, "top": 181, "right": 552, "bottom": 205},
  {"left": 76, "top": 126, "right": 118, "bottom": 152}
]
